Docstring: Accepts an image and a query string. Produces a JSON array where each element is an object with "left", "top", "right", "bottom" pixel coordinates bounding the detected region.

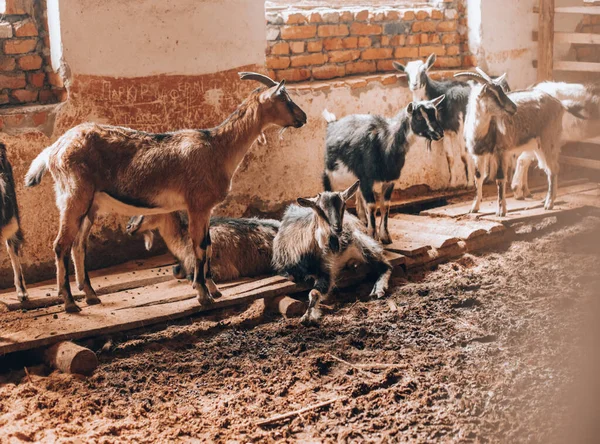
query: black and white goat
[
  {"left": 272, "top": 181, "right": 392, "bottom": 325},
  {"left": 126, "top": 213, "right": 279, "bottom": 282},
  {"left": 394, "top": 54, "right": 473, "bottom": 187},
  {"left": 0, "top": 142, "right": 28, "bottom": 301},
  {"left": 511, "top": 81, "right": 600, "bottom": 199},
  {"left": 455, "top": 68, "right": 565, "bottom": 216},
  {"left": 321, "top": 96, "right": 445, "bottom": 244}
]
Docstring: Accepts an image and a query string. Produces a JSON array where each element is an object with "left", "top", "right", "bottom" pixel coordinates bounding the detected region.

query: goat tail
[
  {"left": 322, "top": 109, "right": 337, "bottom": 123},
  {"left": 25, "top": 146, "right": 51, "bottom": 187}
]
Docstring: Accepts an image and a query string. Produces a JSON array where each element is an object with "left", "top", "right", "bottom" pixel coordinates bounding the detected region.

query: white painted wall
[{"left": 56, "top": 0, "right": 266, "bottom": 77}]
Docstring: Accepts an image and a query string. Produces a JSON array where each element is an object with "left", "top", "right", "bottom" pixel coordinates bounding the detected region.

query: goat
[
  {"left": 321, "top": 96, "right": 445, "bottom": 244},
  {"left": 24, "top": 72, "right": 307, "bottom": 313},
  {"left": 394, "top": 54, "right": 473, "bottom": 188},
  {"left": 512, "top": 81, "right": 600, "bottom": 199},
  {"left": 455, "top": 68, "right": 565, "bottom": 216},
  {"left": 0, "top": 142, "right": 28, "bottom": 301},
  {"left": 272, "top": 181, "right": 393, "bottom": 325},
  {"left": 126, "top": 213, "right": 279, "bottom": 282},
  {"left": 394, "top": 54, "right": 512, "bottom": 188}
]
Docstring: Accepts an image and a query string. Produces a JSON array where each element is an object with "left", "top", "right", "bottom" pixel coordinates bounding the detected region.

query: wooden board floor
[{"left": 1, "top": 182, "right": 598, "bottom": 357}]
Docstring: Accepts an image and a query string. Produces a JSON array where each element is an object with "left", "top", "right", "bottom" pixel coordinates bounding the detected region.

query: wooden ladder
[{"left": 537, "top": 0, "right": 600, "bottom": 80}]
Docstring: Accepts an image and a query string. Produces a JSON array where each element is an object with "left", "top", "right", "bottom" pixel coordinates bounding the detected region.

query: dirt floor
[{"left": 1, "top": 214, "right": 599, "bottom": 443}]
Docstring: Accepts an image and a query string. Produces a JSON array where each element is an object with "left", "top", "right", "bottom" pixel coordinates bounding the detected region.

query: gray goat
[
  {"left": 455, "top": 68, "right": 565, "bottom": 216},
  {"left": 272, "top": 181, "right": 392, "bottom": 325}
]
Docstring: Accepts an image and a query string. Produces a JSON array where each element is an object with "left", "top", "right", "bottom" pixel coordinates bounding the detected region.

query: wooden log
[
  {"left": 44, "top": 341, "right": 98, "bottom": 375},
  {"left": 268, "top": 296, "right": 306, "bottom": 318},
  {"left": 537, "top": 0, "right": 555, "bottom": 82}
]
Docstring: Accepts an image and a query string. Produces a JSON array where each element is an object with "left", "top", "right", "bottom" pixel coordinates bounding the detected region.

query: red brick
[
  {"left": 407, "top": 34, "right": 420, "bottom": 45},
  {"left": 318, "top": 24, "right": 349, "bottom": 37},
  {"left": 28, "top": 72, "right": 45, "bottom": 87},
  {"left": 463, "top": 55, "right": 477, "bottom": 67},
  {"left": 356, "top": 10, "right": 369, "bottom": 21},
  {"left": 347, "top": 78, "right": 368, "bottom": 89},
  {"left": 0, "top": 95, "right": 8, "bottom": 105},
  {"left": 312, "top": 64, "right": 345, "bottom": 80},
  {"left": 380, "top": 74, "right": 399, "bottom": 85},
  {"left": 361, "top": 48, "right": 393, "bottom": 60},
  {"left": 290, "top": 41, "right": 305, "bottom": 53},
  {"left": 274, "top": 68, "right": 311, "bottom": 82},
  {"left": 290, "top": 53, "right": 327, "bottom": 67},
  {"left": 376, "top": 60, "right": 396, "bottom": 71},
  {"left": 435, "top": 56, "right": 461, "bottom": 68},
  {"left": 281, "top": 25, "right": 317, "bottom": 40},
  {"left": 390, "top": 35, "right": 406, "bottom": 46},
  {"left": 3, "top": 0, "right": 26, "bottom": 14},
  {"left": 4, "top": 38, "right": 38, "bottom": 54},
  {"left": 356, "top": 36, "right": 371, "bottom": 48},
  {"left": 266, "top": 56, "right": 290, "bottom": 69},
  {"left": 403, "top": 11, "right": 416, "bottom": 21},
  {"left": 381, "top": 35, "right": 390, "bottom": 46},
  {"left": 416, "top": 10, "right": 430, "bottom": 20},
  {"left": 342, "top": 37, "right": 359, "bottom": 48},
  {"left": 413, "top": 21, "right": 437, "bottom": 33},
  {"left": 431, "top": 10, "right": 443, "bottom": 20},
  {"left": 17, "top": 54, "right": 42, "bottom": 70},
  {"left": 323, "top": 37, "right": 357, "bottom": 50},
  {"left": 446, "top": 45, "right": 460, "bottom": 56},
  {"left": 328, "top": 50, "right": 361, "bottom": 63},
  {"left": 47, "top": 72, "right": 64, "bottom": 87},
  {"left": 32, "top": 111, "right": 48, "bottom": 126},
  {"left": 0, "top": 73, "right": 26, "bottom": 89},
  {"left": 55, "top": 88, "right": 68, "bottom": 102},
  {"left": 419, "top": 46, "right": 446, "bottom": 57},
  {"left": 340, "top": 11, "right": 354, "bottom": 22},
  {"left": 11, "top": 89, "right": 38, "bottom": 103},
  {"left": 270, "top": 42, "right": 289, "bottom": 55},
  {"left": 345, "top": 60, "right": 376, "bottom": 75},
  {"left": 39, "top": 89, "right": 55, "bottom": 103},
  {"left": 441, "top": 33, "right": 459, "bottom": 44},
  {"left": 322, "top": 12, "right": 340, "bottom": 23},
  {"left": 437, "top": 21, "right": 457, "bottom": 32},
  {"left": 309, "top": 12, "right": 322, "bottom": 23},
  {"left": 370, "top": 11, "right": 386, "bottom": 21},
  {"left": 307, "top": 40, "right": 323, "bottom": 52},
  {"left": 0, "top": 57, "right": 16, "bottom": 72},
  {"left": 285, "top": 13, "right": 306, "bottom": 25},
  {"left": 429, "top": 34, "right": 440, "bottom": 44},
  {"left": 350, "top": 22, "right": 382, "bottom": 35},
  {"left": 386, "top": 11, "right": 401, "bottom": 21},
  {"left": 13, "top": 20, "right": 38, "bottom": 37},
  {"left": 420, "top": 34, "right": 429, "bottom": 44},
  {"left": 394, "top": 47, "right": 419, "bottom": 58}
]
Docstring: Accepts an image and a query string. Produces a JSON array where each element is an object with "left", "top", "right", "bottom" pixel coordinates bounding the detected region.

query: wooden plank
[
  {"left": 390, "top": 213, "right": 505, "bottom": 239},
  {"left": 537, "top": 0, "right": 555, "bottom": 82},
  {"left": 554, "top": 61, "right": 600, "bottom": 72},
  {"left": 555, "top": 6, "right": 600, "bottom": 14},
  {"left": 561, "top": 188, "right": 600, "bottom": 208},
  {"left": 555, "top": 32, "right": 600, "bottom": 45},
  {"left": 560, "top": 155, "right": 600, "bottom": 170},
  {"left": 480, "top": 202, "right": 582, "bottom": 226}
]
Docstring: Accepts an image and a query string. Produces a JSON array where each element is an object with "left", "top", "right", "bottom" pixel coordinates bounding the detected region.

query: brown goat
[{"left": 24, "top": 73, "right": 307, "bottom": 313}]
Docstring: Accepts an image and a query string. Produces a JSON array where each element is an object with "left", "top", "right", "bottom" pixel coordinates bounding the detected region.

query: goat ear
[
  {"left": 430, "top": 94, "right": 445, "bottom": 108},
  {"left": 493, "top": 73, "right": 507, "bottom": 86},
  {"left": 392, "top": 61, "right": 406, "bottom": 72},
  {"left": 341, "top": 180, "right": 360, "bottom": 202},
  {"left": 407, "top": 102, "right": 415, "bottom": 114},
  {"left": 297, "top": 197, "right": 317, "bottom": 208},
  {"left": 143, "top": 231, "right": 155, "bottom": 251},
  {"left": 275, "top": 79, "right": 286, "bottom": 95},
  {"left": 425, "top": 53, "right": 437, "bottom": 70}
]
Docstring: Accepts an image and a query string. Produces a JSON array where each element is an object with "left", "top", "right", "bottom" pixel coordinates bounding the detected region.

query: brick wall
[
  {"left": 265, "top": 1, "right": 472, "bottom": 82},
  {"left": 0, "top": 0, "right": 66, "bottom": 107}
]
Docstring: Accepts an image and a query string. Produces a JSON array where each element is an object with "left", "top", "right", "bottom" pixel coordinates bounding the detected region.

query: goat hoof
[
  {"left": 86, "top": 295, "right": 102, "bottom": 306},
  {"left": 369, "top": 289, "right": 386, "bottom": 299},
  {"left": 469, "top": 207, "right": 479, "bottom": 214},
  {"left": 544, "top": 203, "right": 554, "bottom": 211},
  {"left": 379, "top": 232, "right": 392, "bottom": 245},
  {"left": 210, "top": 289, "right": 222, "bottom": 299},
  {"left": 496, "top": 210, "right": 507, "bottom": 217},
  {"left": 300, "top": 312, "right": 319, "bottom": 326},
  {"left": 64, "top": 302, "right": 82, "bottom": 313}
]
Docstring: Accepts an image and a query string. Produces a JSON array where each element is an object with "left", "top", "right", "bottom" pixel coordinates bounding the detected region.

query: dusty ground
[{"left": 1, "top": 214, "right": 599, "bottom": 443}]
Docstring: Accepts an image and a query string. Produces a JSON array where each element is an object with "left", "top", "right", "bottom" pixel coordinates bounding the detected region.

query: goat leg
[
  {"left": 203, "top": 230, "right": 222, "bottom": 298},
  {"left": 496, "top": 154, "right": 507, "bottom": 217},
  {"left": 6, "top": 231, "right": 27, "bottom": 302},
  {"left": 470, "top": 155, "right": 486, "bottom": 213},
  {"left": 188, "top": 213, "right": 214, "bottom": 306},
  {"left": 368, "top": 260, "right": 392, "bottom": 299},
  {"left": 512, "top": 151, "right": 536, "bottom": 200},
  {"left": 378, "top": 182, "right": 394, "bottom": 244},
  {"left": 300, "top": 274, "right": 329, "bottom": 326},
  {"left": 72, "top": 214, "right": 101, "bottom": 306}
]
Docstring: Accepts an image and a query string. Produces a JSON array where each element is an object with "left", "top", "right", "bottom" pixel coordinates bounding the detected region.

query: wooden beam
[
  {"left": 555, "top": 32, "right": 600, "bottom": 44},
  {"left": 537, "top": 0, "right": 555, "bottom": 82},
  {"left": 560, "top": 155, "right": 600, "bottom": 170},
  {"left": 554, "top": 61, "right": 600, "bottom": 72},
  {"left": 555, "top": 6, "right": 600, "bottom": 14}
]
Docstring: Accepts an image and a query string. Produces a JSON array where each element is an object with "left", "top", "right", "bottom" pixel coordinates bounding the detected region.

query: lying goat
[
  {"left": 272, "top": 181, "right": 393, "bottom": 325},
  {"left": 395, "top": 54, "right": 512, "bottom": 187},
  {"left": 512, "top": 81, "right": 600, "bottom": 199},
  {"left": 322, "top": 96, "right": 445, "bottom": 244},
  {"left": 0, "top": 142, "right": 28, "bottom": 301},
  {"left": 456, "top": 68, "right": 564, "bottom": 216},
  {"left": 25, "top": 72, "right": 306, "bottom": 313},
  {"left": 126, "top": 213, "right": 279, "bottom": 281}
]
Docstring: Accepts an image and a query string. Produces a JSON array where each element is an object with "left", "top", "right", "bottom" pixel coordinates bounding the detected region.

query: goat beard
[
  {"left": 426, "top": 138, "right": 432, "bottom": 152},
  {"left": 278, "top": 126, "right": 288, "bottom": 140}
]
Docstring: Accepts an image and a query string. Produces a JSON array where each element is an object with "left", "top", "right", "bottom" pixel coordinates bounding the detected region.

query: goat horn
[
  {"left": 238, "top": 72, "right": 278, "bottom": 87},
  {"left": 454, "top": 71, "right": 489, "bottom": 83},
  {"left": 475, "top": 67, "right": 494, "bottom": 83}
]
